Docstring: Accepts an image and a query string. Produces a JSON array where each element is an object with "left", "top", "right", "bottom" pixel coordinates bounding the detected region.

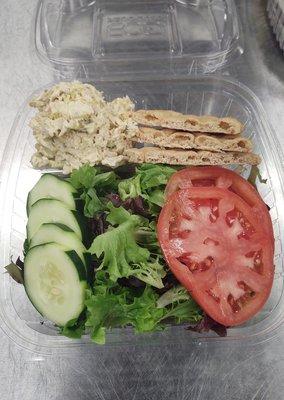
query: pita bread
[
  {"left": 133, "top": 110, "right": 243, "bottom": 135},
  {"left": 126, "top": 147, "right": 261, "bottom": 166},
  {"left": 135, "top": 127, "right": 252, "bottom": 153}
]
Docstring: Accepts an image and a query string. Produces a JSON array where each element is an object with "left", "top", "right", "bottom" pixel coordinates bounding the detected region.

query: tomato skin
[
  {"left": 165, "top": 166, "right": 274, "bottom": 251},
  {"left": 157, "top": 187, "right": 274, "bottom": 327}
]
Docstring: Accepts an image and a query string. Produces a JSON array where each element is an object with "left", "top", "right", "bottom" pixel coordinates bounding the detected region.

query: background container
[{"left": 267, "top": 0, "right": 284, "bottom": 51}]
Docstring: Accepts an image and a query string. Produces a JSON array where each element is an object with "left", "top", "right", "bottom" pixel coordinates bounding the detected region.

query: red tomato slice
[
  {"left": 165, "top": 166, "right": 274, "bottom": 250},
  {"left": 157, "top": 187, "right": 274, "bottom": 326}
]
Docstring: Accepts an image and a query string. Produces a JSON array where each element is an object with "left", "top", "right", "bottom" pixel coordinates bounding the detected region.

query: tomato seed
[
  {"left": 227, "top": 294, "right": 241, "bottom": 313},
  {"left": 204, "top": 237, "right": 219, "bottom": 246},
  {"left": 238, "top": 281, "right": 251, "bottom": 291},
  {"left": 206, "top": 289, "right": 220, "bottom": 303}
]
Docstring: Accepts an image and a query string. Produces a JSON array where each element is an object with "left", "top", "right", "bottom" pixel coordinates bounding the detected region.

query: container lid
[{"left": 34, "top": 0, "right": 243, "bottom": 78}]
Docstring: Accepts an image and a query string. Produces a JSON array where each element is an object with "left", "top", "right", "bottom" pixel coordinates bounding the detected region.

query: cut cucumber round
[
  {"left": 27, "top": 199, "right": 88, "bottom": 242},
  {"left": 29, "top": 223, "right": 87, "bottom": 265},
  {"left": 24, "top": 243, "right": 87, "bottom": 326},
  {"left": 27, "top": 174, "right": 79, "bottom": 215}
]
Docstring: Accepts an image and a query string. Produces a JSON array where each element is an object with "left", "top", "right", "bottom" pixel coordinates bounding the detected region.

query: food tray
[
  {"left": 34, "top": 0, "right": 243, "bottom": 76},
  {"left": 0, "top": 75, "right": 283, "bottom": 354}
]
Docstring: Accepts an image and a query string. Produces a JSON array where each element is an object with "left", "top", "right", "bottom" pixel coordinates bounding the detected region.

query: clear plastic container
[
  {"left": 0, "top": 0, "right": 283, "bottom": 354},
  {"left": 1, "top": 75, "right": 284, "bottom": 354},
  {"left": 34, "top": 0, "right": 243, "bottom": 76}
]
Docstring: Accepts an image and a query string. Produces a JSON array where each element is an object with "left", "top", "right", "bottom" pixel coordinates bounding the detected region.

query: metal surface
[{"left": 0, "top": 0, "right": 284, "bottom": 399}]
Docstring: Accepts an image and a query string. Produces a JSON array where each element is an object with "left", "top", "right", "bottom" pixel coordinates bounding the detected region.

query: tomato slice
[
  {"left": 157, "top": 187, "right": 274, "bottom": 326},
  {"left": 165, "top": 166, "right": 274, "bottom": 250}
]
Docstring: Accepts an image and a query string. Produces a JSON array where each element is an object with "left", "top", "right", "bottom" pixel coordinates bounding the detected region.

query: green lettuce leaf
[
  {"left": 61, "top": 313, "right": 86, "bottom": 339},
  {"left": 138, "top": 163, "right": 176, "bottom": 189},
  {"left": 89, "top": 205, "right": 166, "bottom": 287},
  {"left": 84, "top": 272, "right": 202, "bottom": 344},
  {"left": 5, "top": 262, "right": 24, "bottom": 284},
  {"left": 69, "top": 164, "right": 100, "bottom": 190},
  {"left": 163, "top": 301, "right": 202, "bottom": 324},
  {"left": 92, "top": 171, "right": 118, "bottom": 196},
  {"left": 70, "top": 164, "right": 118, "bottom": 192},
  {"left": 118, "top": 164, "right": 176, "bottom": 209},
  {"left": 247, "top": 165, "right": 267, "bottom": 188},
  {"left": 126, "top": 286, "right": 165, "bottom": 332},
  {"left": 157, "top": 285, "right": 191, "bottom": 308},
  {"left": 118, "top": 175, "right": 141, "bottom": 201},
  {"left": 81, "top": 188, "right": 104, "bottom": 217},
  {"left": 157, "top": 285, "right": 202, "bottom": 324},
  {"left": 85, "top": 276, "right": 164, "bottom": 344},
  {"left": 69, "top": 164, "right": 118, "bottom": 217}
]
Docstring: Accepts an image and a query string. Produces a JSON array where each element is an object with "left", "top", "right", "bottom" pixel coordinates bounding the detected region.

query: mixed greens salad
[
  {"left": 10, "top": 164, "right": 227, "bottom": 345},
  {"left": 6, "top": 163, "right": 271, "bottom": 344},
  {"left": 65, "top": 164, "right": 204, "bottom": 344}
]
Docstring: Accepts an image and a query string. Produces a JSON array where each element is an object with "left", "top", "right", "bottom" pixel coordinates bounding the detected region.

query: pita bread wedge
[
  {"left": 133, "top": 110, "right": 243, "bottom": 135},
  {"left": 135, "top": 127, "right": 252, "bottom": 153},
  {"left": 126, "top": 147, "right": 261, "bottom": 166}
]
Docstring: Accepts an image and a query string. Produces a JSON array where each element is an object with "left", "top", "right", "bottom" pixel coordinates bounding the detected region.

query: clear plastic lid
[{"left": 34, "top": 0, "right": 243, "bottom": 77}]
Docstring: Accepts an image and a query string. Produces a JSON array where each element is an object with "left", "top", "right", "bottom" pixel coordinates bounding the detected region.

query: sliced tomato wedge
[
  {"left": 157, "top": 187, "right": 274, "bottom": 326},
  {"left": 165, "top": 166, "right": 274, "bottom": 249}
]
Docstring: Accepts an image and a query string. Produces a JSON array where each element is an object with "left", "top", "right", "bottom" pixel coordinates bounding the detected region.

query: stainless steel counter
[{"left": 1, "top": 1, "right": 284, "bottom": 399}]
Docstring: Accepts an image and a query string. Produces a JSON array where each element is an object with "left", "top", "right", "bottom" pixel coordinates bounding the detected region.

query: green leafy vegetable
[
  {"left": 61, "top": 313, "right": 86, "bottom": 339},
  {"left": 89, "top": 205, "right": 166, "bottom": 287},
  {"left": 81, "top": 188, "right": 104, "bottom": 217},
  {"left": 146, "top": 188, "right": 165, "bottom": 207},
  {"left": 69, "top": 164, "right": 118, "bottom": 217},
  {"left": 138, "top": 164, "right": 177, "bottom": 189},
  {"left": 118, "top": 175, "right": 141, "bottom": 201},
  {"left": 23, "top": 239, "right": 29, "bottom": 256},
  {"left": 163, "top": 301, "right": 202, "bottom": 324},
  {"left": 84, "top": 272, "right": 202, "bottom": 344},
  {"left": 92, "top": 171, "right": 118, "bottom": 195},
  {"left": 157, "top": 286, "right": 202, "bottom": 324},
  {"left": 247, "top": 165, "right": 267, "bottom": 188},
  {"left": 70, "top": 164, "right": 118, "bottom": 192},
  {"left": 36, "top": 163, "right": 203, "bottom": 344},
  {"left": 5, "top": 262, "right": 24, "bottom": 284},
  {"left": 126, "top": 286, "right": 165, "bottom": 332},
  {"left": 132, "top": 258, "right": 166, "bottom": 288},
  {"left": 118, "top": 164, "right": 176, "bottom": 210},
  {"left": 157, "top": 285, "right": 191, "bottom": 308},
  {"left": 85, "top": 274, "right": 164, "bottom": 344},
  {"left": 135, "top": 225, "right": 162, "bottom": 256},
  {"left": 69, "top": 164, "right": 100, "bottom": 190}
]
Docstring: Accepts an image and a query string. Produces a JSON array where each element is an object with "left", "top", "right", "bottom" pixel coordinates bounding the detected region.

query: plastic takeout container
[
  {"left": 0, "top": 0, "right": 284, "bottom": 355},
  {"left": 34, "top": 0, "right": 243, "bottom": 76},
  {"left": 1, "top": 76, "right": 284, "bottom": 354}
]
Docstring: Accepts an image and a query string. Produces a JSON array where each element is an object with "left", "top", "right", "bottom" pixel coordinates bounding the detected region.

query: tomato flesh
[
  {"left": 158, "top": 187, "right": 274, "bottom": 327},
  {"left": 165, "top": 166, "right": 274, "bottom": 250}
]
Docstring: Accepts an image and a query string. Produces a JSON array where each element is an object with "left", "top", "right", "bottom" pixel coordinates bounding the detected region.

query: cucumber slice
[
  {"left": 27, "top": 174, "right": 78, "bottom": 215},
  {"left": 24, "top": 243, "right": 87, "bottom": 326},
  {"left": 29, "top": 223, "right": 87, "bottom": 265},
  {"left": 27, "top": 199, "right": 88, "bottom": 243}
]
